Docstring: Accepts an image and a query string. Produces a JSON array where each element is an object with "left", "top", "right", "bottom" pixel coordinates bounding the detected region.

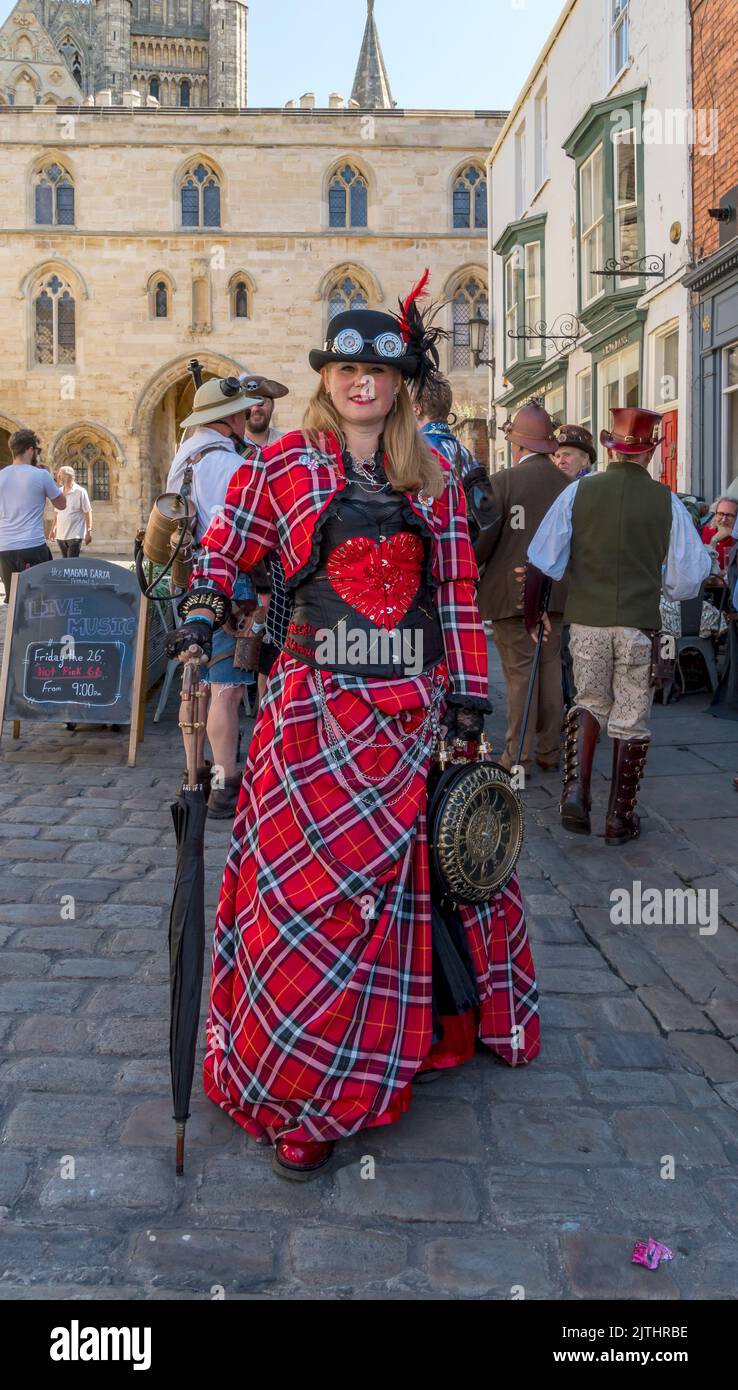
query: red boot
[{"left": 273, "top": 1137, "right": 335, "bottom": 1181}]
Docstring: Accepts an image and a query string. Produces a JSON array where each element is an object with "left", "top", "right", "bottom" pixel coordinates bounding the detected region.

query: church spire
[{"left": 350, "top": 0, "right": 394, "bottom": 110}]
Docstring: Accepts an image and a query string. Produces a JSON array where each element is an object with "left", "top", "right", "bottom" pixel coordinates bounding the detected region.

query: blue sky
[{"left": 0, "top": 0, "right": 565, "bottom": 110}]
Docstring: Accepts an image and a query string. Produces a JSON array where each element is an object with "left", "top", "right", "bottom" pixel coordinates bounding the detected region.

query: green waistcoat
[{"left": 564, "top": 461, "right": 672, "bottom": 630}]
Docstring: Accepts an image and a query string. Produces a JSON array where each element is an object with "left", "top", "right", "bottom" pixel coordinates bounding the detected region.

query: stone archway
[
  {"left": 131, "top": 352, "right": 247, "bottom": 513},
  {"left": 0, "top": 413, "right": 23, "bottom": 469}
]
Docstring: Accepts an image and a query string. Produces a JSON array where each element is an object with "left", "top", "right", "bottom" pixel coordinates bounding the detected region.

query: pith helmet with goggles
[{"left": 180, "top": 376, "right": 263, "bottom": 429}]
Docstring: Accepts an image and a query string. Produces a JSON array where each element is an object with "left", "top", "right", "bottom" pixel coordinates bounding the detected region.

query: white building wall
[{"left": 488, "top": 0, "right": 692, "bottom": 487}]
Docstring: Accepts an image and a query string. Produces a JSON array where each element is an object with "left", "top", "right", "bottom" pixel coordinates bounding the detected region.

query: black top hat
[
  {"left": 309, "top": 270, "right": 448, "bottom": 397},
  {"left": 309, "top": 309, "right": 420, "bottom": 377}
]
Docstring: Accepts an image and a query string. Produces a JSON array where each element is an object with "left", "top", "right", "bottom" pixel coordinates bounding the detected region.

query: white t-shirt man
[
  {"left": 55, "top": 481, "right": 92, "bottom": 541},
  {"left": 0, "top": 464, "right": 61, "bottom": 550}
]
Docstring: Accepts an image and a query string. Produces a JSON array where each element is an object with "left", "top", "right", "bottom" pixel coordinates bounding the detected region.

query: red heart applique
[{"left": 326, "top": 533, "right": 424, "bottom": 629}]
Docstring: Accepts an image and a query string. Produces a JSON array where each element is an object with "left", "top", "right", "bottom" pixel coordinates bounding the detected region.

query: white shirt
[
  {"left": 527, "top": 478, "right": 712, "bottom": 601},
  {"left": 55, "top": 482, "right": 91, "bottom": 540},
  {"left": 0, "top": 463, "right": 61, "bottom": 550},
  {"left": 166, "top": 429, "right": 245, "bottom": 537}
]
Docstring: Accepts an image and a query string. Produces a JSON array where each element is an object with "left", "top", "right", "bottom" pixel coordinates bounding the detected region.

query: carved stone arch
[
  {"left": 442, "top": 263, "right": 488, "bottom": 300},
  {"left": 317, "top": 260, "right": 383, "bottom": 307},
  {"left": 0, "top": 411, "right": 24, "bottom": 468},
  {"left": 50, "top": 422, "right": 125, "bottom": 528},
  {"left": 129, "top": 350, "right": 247, "bottom": 438},
  {"left": 10, "top": 66, "right": 41, "bottom": 104},
  {"left": 130, "top": 351, "right": 249, "bottom": 511},
  {"left": 20, "top": 257, "right": 90, "bottom": 303},
  {"left": 13, "top": 35, "right": 36, "bottom": 62}
]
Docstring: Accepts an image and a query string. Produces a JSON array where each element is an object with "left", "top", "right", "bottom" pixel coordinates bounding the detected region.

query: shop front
[{"left": 685, "top": 241, "right": 738, "bottom": 502}]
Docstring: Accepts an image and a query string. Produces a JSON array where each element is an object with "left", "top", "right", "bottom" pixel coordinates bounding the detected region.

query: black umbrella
[{"left": 168, "top": 657, "right": 210, "bottom": 1174}]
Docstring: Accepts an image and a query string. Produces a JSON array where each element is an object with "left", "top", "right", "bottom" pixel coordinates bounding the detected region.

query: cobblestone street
[{"left": 1, "top": 617, "right": 737, "bottom": 1301}]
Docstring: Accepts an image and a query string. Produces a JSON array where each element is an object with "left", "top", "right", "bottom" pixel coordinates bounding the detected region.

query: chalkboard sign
[{"left": 0, "top": 557, "right": 148, "bottom": 764}]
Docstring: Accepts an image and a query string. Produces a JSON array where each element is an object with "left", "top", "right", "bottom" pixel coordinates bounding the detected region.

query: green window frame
[
  {"left": 495, "top": 214, "right": 546, "bottom": 374},
  {"left": 564, "top": 87, "right": 647, "bottom": 328}
]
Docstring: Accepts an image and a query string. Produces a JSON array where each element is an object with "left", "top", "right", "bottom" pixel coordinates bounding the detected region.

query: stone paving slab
[{"left": 0, "top": 628, "right": 737, "bottom": 1299}]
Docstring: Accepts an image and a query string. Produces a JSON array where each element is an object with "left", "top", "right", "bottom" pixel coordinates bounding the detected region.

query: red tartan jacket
[{"left": 192, "top": 428, "right": 490, "bottom": 705}]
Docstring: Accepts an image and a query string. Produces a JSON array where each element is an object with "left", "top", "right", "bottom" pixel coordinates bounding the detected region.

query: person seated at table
[{"left": 702, "top": 498, "right": 737, "bottom": 571}]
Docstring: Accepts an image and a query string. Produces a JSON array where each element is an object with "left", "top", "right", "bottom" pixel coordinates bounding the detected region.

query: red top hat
[{"left": 600, "top": 406, "right": 664, "bottom": 455}]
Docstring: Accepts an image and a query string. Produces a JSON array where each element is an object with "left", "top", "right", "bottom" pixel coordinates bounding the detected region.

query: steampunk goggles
[
  {"left": 325, "top": 327, "right": 407, "bottom": 360},
  {"left": 219, "top": 376, "right": 244, "bottom": 398}
]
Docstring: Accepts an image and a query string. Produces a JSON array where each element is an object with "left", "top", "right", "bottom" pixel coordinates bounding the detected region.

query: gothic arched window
[
  {"left": 155, "top": 281, "right": 168, "bottom": 317},
  {"left": 180, "top": 79, "right": 190, "bottom": 108},
  {"left": 452, "top": 166, "right": 487, "bottom": 230},
  {"left": 451, "top": 275, "right": 488, "bottom": 369},
  {"left": 180, "top": 161, "right": 221, "bottom": 227},
  {"left": 328, "top": 164, "right": 368, "bottom": 229},
  {"left": 327, "top": 273, "right": 369, "bottom": 321},
  {"left": 34, "top": 163, "right": 75, "bottom": 226},
  {"left": 56, "top": 436, "right": 117, "bottom": 505},
  {"left": 60, "top": 38, "right": 83, "bottom": 89},
  {"left": 149, "top": 76, "right": 160, "bottom": 100},
  {"left": 33, "top": 272, "right": 76, "bottom": 366}
]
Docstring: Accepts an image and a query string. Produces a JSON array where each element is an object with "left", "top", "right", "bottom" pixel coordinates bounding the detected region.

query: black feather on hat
[{"left": 395, "top": 268, "right": 450, "bottom": 399}]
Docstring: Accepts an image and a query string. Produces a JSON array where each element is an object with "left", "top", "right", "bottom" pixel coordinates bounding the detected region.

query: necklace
[{"left": 345, "top": 449, "right": 390, "bottom": 493}]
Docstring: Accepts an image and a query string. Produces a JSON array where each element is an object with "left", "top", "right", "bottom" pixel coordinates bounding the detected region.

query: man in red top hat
[{"left": 527, "top": 406, "right": 711, "bottom": 845}]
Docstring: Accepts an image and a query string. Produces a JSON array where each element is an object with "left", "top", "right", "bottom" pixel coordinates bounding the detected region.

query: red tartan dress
[{"left": 192, "top": 430, "right": 540, "bottom": 1144}]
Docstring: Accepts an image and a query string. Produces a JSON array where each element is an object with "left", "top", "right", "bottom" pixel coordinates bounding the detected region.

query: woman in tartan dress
[{"left": 171, "top": 285, "right": 540, "bottom": 1178}]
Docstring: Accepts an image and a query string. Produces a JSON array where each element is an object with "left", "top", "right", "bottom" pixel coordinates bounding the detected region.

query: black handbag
[{"left": 427, "top": 737, "right": 524, "bottom": 904}]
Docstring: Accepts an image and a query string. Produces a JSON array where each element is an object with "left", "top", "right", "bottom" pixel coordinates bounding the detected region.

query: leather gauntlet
[{"left": 165, "top": 618, "right": 213, "bottom": 662}]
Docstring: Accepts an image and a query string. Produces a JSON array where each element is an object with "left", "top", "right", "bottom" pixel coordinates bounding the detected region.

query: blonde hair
[{"left": 302, "top": 378, "right": 445, "bottom": 498}]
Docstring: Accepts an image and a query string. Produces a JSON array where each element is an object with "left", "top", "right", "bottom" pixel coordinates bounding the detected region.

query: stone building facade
[{"left": 0, "top": 102, "right": 501, "bottom": 545}]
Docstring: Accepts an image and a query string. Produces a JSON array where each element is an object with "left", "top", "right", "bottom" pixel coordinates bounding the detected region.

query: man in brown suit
[{"left": 475, "top": 401, "right": 569, "bottom": 773}]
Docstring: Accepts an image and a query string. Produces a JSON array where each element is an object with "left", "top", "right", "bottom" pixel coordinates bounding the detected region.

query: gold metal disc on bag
[{"left": 428, "top": 759, "right": 524, "bottom": 903}]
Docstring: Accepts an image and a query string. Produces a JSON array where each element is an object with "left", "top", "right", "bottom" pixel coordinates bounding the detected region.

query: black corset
[{"left": 285, "top": 471, "right": 445, "bottom": 678}]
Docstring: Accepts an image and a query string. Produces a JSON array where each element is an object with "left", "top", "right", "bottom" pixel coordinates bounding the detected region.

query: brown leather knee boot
[
  {"left": 559, "top": 707, "right": 600, "bottom": 835},
  {"left": 605, "top": 737, "right": 649, "bottom": 846}
]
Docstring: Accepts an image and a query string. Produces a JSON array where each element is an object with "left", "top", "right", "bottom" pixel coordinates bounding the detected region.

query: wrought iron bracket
[
  {"left": 591, "top": 254, "right": 666, "bottom": 285},
  {"left": 506, "top": 314, "right": 584, "bottom": 353}
]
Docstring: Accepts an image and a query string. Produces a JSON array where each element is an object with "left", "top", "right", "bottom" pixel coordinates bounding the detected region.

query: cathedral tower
[
  {"left": 93, "top": 0, "right": 132, "bottom": 96},
  {"left": 208, "top": 0, "right": 247, "bottom": 109}
]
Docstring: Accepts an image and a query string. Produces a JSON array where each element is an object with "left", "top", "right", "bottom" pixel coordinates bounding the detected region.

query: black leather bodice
[{"left": 285, "top": 468, "right": 444, "bottom": 678}]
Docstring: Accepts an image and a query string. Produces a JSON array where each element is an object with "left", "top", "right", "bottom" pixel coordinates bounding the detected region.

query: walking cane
[{"left": 514, "top": 576, "right": 552, "bottom": 771}]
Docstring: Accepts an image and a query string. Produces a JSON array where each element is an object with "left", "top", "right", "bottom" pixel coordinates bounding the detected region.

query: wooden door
[{"left": 659, "top": 409, "right": 678, "bottom": 491}]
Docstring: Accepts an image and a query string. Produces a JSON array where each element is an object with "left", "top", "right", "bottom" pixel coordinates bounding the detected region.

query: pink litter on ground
[{"left": 631, "top": 1238, "right": 674, "bottom": 1270}]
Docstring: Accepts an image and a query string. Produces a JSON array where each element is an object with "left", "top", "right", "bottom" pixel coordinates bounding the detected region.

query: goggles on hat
[
  {"left": 219, "top": 376, "right": 244, "bottom": 398},
  {"left": 325, "top": 327, "right": 407, "bottom": 360}
]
